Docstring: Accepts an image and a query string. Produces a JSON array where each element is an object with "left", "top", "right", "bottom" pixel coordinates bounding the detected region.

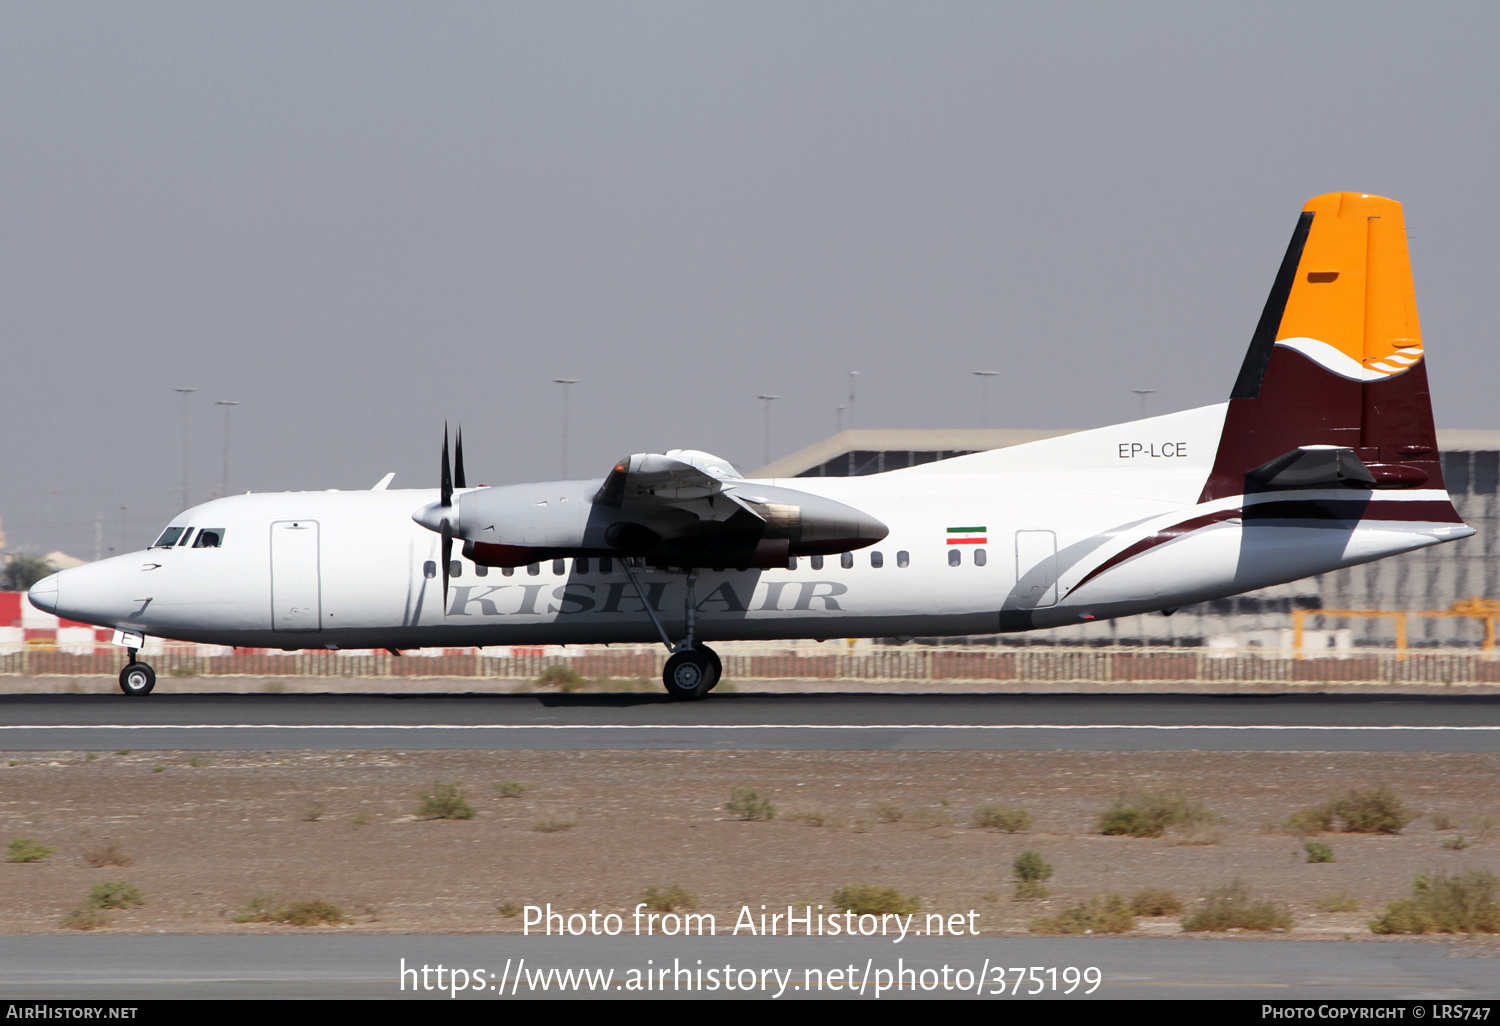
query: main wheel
[
  {"left": 701, "top": 645, "right": 723, "bottom": 692},
  {"left": 119, "top": 662, "right": 156, "bottom": 696},
  {"left": 662, "top": 649, "right": 715, "bottom": 701}
]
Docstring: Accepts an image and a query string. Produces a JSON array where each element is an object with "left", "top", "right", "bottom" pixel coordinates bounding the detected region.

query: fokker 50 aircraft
[{"left": 29, "top": 193, "right": 1472, "bottom": 699}]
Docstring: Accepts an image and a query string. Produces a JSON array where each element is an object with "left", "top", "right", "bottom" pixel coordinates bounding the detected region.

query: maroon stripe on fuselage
[
  {"left": 1072, "top": 510, "right": 1241, "bottom": 592},
  {"left": 1072, "top": 496, "right": 1462, "bottom": 595}
]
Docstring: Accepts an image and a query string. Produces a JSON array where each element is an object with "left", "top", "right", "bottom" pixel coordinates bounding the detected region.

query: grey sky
[{"left": 3, "top": 2, "right": 1498, "bottom": 558}]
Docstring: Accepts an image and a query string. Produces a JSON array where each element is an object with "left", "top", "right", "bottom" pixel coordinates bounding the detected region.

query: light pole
[
  {"left": 847, "top": 371, "right": 859, "bottom": 430},
  {"left": 175, "top": 388, "right": 195, "bottom": 510},
  {"left": 757, "top": 395, "right": 780, "bottom": 466},
  {"left": 553, "top": 379, "right": 577, "bottom": 477},
  {"left": 973, "top": 370, "right": 999, "bottom": 428},
  {"left": 215, "top": 401, "right": 240, "bottom": 497},
  {"left": 1131, "top": 388, "right": 1156, "bottom": 419}
]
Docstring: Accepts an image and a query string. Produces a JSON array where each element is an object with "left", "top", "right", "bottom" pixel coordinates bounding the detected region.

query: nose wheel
[
  {"left": 119, "top": 650, "right": 156, "bottom": 696},
  {"left": 662, "top": 646, "right": 721, "bottom": 701}
]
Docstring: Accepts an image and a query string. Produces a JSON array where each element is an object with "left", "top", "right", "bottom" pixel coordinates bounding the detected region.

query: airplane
[{"left": 27, "top": 192, "right": 1472, "bottom": 700}]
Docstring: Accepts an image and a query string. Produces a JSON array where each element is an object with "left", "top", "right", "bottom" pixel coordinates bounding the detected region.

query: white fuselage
[{"left": 36, "top": 404, "right": 1470, "bottom": 650}]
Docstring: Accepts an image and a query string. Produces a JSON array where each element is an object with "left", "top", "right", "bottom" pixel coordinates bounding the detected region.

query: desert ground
[{"left": 1, "top": 744, "right": 1496, "bottom": 945}]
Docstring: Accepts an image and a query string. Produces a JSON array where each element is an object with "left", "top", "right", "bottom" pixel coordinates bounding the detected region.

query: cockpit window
[
  {"left": 178, "top": 529, "right": 195, "bottom": 546},
  {"left": 153, "top": 527, "right": 186, "bottom": 548},
  {"left": 192, "top": 529, "right": 226, "bottom": 548}
]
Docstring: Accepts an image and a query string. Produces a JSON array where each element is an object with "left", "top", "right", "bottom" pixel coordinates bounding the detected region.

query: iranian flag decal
[{"left": 946, "top": 525, "right": 987, "bottom": 545}]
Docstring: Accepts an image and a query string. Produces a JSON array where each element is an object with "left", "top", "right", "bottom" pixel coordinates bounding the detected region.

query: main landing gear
[
  {"left": 119, "top": 648, "right": 156, "bottom": 696},
  {"left": 620, "top": 562, "right": 722, "bottom": 701}
]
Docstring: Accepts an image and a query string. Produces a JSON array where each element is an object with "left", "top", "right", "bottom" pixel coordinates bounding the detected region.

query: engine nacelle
[{"left": 413, "top": 451, "right": 888, "bottom": 569}]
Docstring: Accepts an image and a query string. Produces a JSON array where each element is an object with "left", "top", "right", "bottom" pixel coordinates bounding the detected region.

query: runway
[
  {"left": 0, "top": 934, "right": 1494, "bottom": 1000},
  {"left": 1, "top": 691, "right": 1497, "bottom": 751}
]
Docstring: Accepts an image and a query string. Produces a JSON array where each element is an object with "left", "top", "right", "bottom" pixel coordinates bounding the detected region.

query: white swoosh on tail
[{"left": 1275, "top": 337, "right": 1422, "bottom": 381}]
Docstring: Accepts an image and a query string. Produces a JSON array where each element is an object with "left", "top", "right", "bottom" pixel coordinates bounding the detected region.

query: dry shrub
[
  {"left": 1304, "top": 841, "right": 1336, "bottom": 863},
  {"left": 62, "top": 906, "right": 108, "bottom": 930},
  {"left": 537, "top": 665, "right": 586, "bottom": 692},
  {"left": 787, "top": 810, "right": 838, "bottom": 828},
  {"left": 641, "top": 884, "right": 698, "bottom": 913},
  {"left": 1130, "top": 888, "right": 1183, "bottom": 916},
  {"left": 831, "top": 884, "right": 920, "bottom": 915},
  {"left": 1285, "top": 787, "right": 1419, "bottom": 836},
  {"left": 874, "top": 803, "right": 904, "bottom": 823},
  {"left": 415, "top": 781, "right": 475, "bottom": 820},
  {"left": 83, "top": 839, "right": 133, "bottom": 868},
  {"left": 234, "top": 894, "right": 346, "bottom": 926},
  {"left": 6, "top": 838, "right": 55, "bottom": 863},
  {"left": 1181, "top": 880, "right": 1292, "bottom": 932},
  {"left": 278, "top": 900, "right": 347, "bottom": 927},
  {"left": 1030, "top": 895, "right": 1135, "bottom": 934},
  {"left": 1097, "top": 789, "right": 1221, "bottom": 838},
  {"left": 531, "top": 816, "right": 576, "bottom": 833},
  {"left": 1369, "top": 870, "right": 1500, "bottom": 935},
  {"left": 1013, "top": 849, "right": 1053, "bottom": 899},
  {"left": 971, "top": 804, "right": 1033, "bottom": 832},
  {"left": 912, "top": 807, "right": 954, "bottom": 829},
  {"left": 89, "top": 882, "right": 145, "bottom": 910},
  {"left": 1314, "top": 892, "right": 1360, "bottom": 913},
  {"left": 725, "top": 787, "right": 775, "bottom": 821}
]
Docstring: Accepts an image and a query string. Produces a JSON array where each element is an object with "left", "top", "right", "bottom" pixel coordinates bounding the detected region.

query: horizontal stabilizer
[{"left": 1247, "top": 446, "right": 1375, "bottom": 490}]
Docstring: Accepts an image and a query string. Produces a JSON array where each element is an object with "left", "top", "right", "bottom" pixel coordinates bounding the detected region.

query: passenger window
[
  {"left": 974, "top": 547, "right": 987, "bottom": 567},
  {"left": 423, "top": 560, "right": 437, "bottom": 579},
  {"left": 576, "top": 557, "right": 590, "bottom": 574},
  {"left": 192, "top": 529, "right": 226, "bottom": 548},
  {"left": 841, "top": 552, "right": 853, "bottom": 569},
  {"left": 600, "top": 557, "right": 613, "bottom": 574},
  {"left": 786, "top": 556, "right": 798, "bottom": 571},
  {"left": 870, "top": 551, "right": 883, "bottom": 568},
  {"left": 553, "top": 558, "right": 567, "bottom": 575},
  {"left": 153, "top": 527, "right": 185, "bottom": 548},
  {"left": 897, "top": 550, "right": 909, "bottom": 568},
  {"left": 501, "top": 566, "right": 514, "bottom": 577},
  {"left": 449, "top": 560, "right": 462, "bottom": 579},
  {"left": 527, "top": 563, "right": 540, "bottom": 576},
  {"left": 948, "top": 548, "right": 961, "bottom": 566},
  {"left": 475, "top": 564, "right": 488, "bottom": 577}
]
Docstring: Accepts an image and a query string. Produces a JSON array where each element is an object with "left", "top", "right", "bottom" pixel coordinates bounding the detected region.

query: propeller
[{"left": 437, "top": 424, "right": 467, "bottom": 609}]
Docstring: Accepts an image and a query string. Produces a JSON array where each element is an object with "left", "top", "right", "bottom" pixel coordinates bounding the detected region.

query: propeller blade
[
  {"left": 454, "top": 427, "right": 467, "bottom": 489},
  {"left": 440, "top": 424, "right": 453, "bottom": 509},
  {"left": 440, "top": 519, "right": 452, "bottom": 611}
]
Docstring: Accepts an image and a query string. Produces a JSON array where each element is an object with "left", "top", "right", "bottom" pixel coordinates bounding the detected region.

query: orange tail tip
[{"left": 1275, "top": 192, "right": 1423, "bottom": 381}]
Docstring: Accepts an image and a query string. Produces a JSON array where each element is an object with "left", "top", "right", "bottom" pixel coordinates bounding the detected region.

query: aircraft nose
[{"left": 27, "top": 573, "right": 59, "bottom": 615}]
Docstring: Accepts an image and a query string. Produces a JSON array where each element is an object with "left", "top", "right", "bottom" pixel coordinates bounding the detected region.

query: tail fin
[{"left": 1201, "top": 192, "right": 1445, "bottom": 502}]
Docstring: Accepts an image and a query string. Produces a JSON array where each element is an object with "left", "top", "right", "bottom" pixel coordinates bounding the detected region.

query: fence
[{"left": 3, "top": 646, "right": 1498, "bottom": 685}]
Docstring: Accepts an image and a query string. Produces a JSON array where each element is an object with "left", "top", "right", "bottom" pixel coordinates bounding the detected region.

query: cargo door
[
  {"left": 270, "top": 520, "right": 321, "bottom": 632},
  {"left": 1014, "top": 529, "right": 1059, "bottom": 608}
]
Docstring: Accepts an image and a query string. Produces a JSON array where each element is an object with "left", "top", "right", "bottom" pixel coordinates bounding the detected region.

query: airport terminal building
[{"left": 755, "top": 428, "right": 1500, "bottom": 652}]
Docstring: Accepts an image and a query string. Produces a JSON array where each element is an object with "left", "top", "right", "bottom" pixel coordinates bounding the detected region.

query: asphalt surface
[
  {"left": 1, "top": 691, "right": 1498, "bottom": 751},
  {"left": 0, "top": 934, "right": 1494, "bottom": 1000}
]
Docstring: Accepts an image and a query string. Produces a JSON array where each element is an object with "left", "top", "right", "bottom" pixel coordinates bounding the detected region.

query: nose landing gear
[{"left": 118, "top": 648, "right": 156, "bottom": 696}]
